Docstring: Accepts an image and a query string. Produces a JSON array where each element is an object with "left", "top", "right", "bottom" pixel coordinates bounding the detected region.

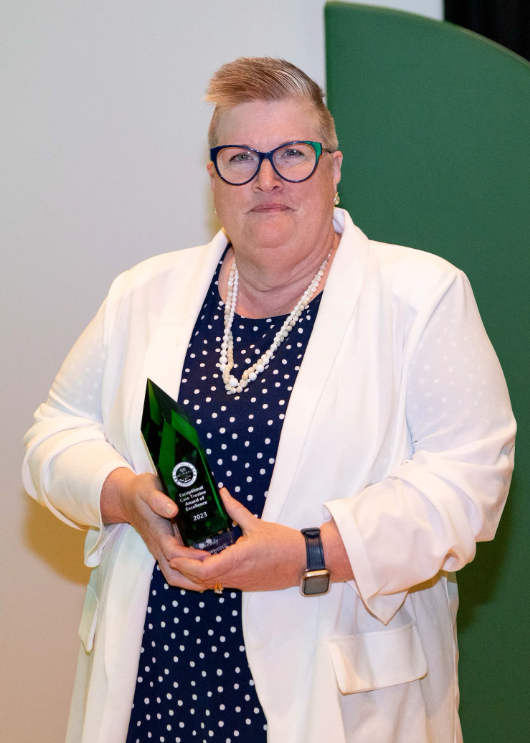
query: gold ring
[{"left": 214, "top": 582, "right": 223, "bottom": 594}]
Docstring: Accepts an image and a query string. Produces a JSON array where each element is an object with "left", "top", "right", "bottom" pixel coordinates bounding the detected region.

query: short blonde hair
[{"left": 205, "top": 57, "right": 339, "bottom": 152}]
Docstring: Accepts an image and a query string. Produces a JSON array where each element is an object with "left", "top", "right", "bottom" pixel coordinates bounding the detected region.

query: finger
[
  {"left": 143, "top": 487, "right": 179, "bottom": 519},
  {"left": 169, "top": 525, "right": 216, "bottom": 561},
  {"left": 158, "top": 555, "right": 206, "bottom": 592},
  {"left": 219, "top": 487, "right": 257, "bottom": 531},
  {"left": 170, "top": 553, "right": 225, "bottom": 583},
  {"left": 160, "top": 533, "right": 209, "bottom": 563},
  {"left": 172, "top": 522, "right": 184, "bottom": 544}
]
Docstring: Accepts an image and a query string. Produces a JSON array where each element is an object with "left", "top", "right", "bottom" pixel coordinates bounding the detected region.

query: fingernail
[{"left": 165, "top": 503, "right": 176, "bottom": 516}]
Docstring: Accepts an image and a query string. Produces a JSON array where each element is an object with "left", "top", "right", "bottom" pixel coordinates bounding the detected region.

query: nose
[{"left": 253, "top": 157, "right": 282, "bottom": 192}]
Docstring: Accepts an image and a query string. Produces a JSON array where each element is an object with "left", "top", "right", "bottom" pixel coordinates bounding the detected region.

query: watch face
[{"left": 300, "top": 570, "right": 331, "bottom": 597}]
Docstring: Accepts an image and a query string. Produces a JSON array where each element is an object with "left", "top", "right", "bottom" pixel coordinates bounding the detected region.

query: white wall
[
  {"left": 350, "top": 0, "right": 442, "bottom": 17},
  {"left": 0, "top": 2, "right": 441, "bottom": 741}
]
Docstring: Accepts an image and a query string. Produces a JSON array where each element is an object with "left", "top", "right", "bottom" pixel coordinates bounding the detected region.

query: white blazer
[{"left": 23, "top": 209, "right": 515, "bottom": 743}]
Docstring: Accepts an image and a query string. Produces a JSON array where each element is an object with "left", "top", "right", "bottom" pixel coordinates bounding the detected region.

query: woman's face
[{"left": 207, "top": 98, "right": 342, "bottom": 255}]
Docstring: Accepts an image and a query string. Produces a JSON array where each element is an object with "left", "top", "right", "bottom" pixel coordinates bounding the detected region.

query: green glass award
[{"left": 141, "top": 379, "right": 239, "bottom": 553}]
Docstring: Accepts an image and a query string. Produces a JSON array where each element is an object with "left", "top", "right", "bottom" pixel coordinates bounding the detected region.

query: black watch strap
[{"left": 301, "top": 528, "right": 326, "bottom": 571}]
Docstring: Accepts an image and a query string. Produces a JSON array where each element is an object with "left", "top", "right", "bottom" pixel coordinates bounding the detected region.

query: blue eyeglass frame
[{"left": 209, "top": 140, "right": 333, "bottom": 185}]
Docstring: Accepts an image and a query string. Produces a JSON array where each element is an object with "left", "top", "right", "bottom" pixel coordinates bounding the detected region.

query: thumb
[{"left": 219, "top": 487, "right": 257, "bottom": 532}]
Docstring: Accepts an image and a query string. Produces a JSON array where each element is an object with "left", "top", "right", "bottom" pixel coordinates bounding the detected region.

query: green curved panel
[{"left": 325, "top": 4, "right": 530, "bottom": 741}]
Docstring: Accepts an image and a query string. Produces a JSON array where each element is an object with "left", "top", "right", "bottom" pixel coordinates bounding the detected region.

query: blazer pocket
[
  {"left": 328, "top": 621, "right": 428, "bottom": 694},
  {"left": 78, "top": 583, "right": 99, "bottom": 653}
]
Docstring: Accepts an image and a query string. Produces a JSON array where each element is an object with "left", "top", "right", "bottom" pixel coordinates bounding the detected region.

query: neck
[{"left": 219, "top": 224, "right": 340, "bottom": 319}]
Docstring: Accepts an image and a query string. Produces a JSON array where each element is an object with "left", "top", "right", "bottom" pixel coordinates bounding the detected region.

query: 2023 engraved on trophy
[{"left": 141, "top": 379, "right": 239, "bottom": 554}]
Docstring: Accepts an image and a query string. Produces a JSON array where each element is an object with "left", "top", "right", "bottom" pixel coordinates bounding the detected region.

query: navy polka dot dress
[{"left": 126, "top": 254, "right": 322, "bottom": 743}]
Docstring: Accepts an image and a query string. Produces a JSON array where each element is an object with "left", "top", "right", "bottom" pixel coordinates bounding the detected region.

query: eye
[
  {"left": 282, "top": 148, "right": 304, "bottom": 158},
  {"left": 275, "top": 146, "right": 311, "bottom": 165},
  {"left": 230, "top": 152, "right": 254, "bottom": 163}
]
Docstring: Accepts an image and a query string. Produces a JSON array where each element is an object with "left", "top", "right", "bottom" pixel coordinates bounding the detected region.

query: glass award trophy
[{"left": 141, "top": 379, "right": 239, "bottom": 554}]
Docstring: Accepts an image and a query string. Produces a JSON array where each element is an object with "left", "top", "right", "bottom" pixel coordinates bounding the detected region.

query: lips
[{"left": 251, "top": 203, "right": 290, "bottom": 212}]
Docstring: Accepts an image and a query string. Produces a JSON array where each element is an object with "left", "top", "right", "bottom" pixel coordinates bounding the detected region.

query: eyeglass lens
[{"left": 216, "top": 143, "right": 317, "bottom": 184}]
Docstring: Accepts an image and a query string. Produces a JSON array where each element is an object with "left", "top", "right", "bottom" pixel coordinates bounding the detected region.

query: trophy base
[{"left": 189, "top": 526, "right": 242, "bottom": 554}]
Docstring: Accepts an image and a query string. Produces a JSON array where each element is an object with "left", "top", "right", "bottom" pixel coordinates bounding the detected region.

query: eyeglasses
[{"left": 209, "top": 141, "right": 333, "bottom": 186}]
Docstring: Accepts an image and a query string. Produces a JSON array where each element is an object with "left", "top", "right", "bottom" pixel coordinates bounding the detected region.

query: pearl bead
[{"left": 219, "top": 247, "right": 331, "bottom": 394}]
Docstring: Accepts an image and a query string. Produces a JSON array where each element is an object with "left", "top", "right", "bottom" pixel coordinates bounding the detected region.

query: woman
[{"left": 23, "top": 58, "right": 515, "bottom": 743}]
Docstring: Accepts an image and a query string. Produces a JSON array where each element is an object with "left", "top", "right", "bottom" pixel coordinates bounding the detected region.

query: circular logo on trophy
[{"left": 172, "top": 461, "right": 198, "bottom": 488}]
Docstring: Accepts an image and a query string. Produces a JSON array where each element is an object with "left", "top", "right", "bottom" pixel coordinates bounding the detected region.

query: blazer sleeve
[
  {"left": 22, "top": 293, "right": 135, "bottom": 567},
  {"left": 324, "top": 270, "right": 516, "bottom": 622}
]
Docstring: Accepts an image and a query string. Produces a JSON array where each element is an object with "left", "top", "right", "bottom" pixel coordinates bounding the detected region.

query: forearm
[
  {"left": 100, "top": 467, "right": 137, "bottom": 524},
  {"left": 320, "top": 518, "right": 354, "bottom": 582}
]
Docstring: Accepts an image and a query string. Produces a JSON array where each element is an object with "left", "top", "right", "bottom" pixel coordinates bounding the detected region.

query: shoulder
[
  {"left": 102, "top": 229, "right": 228, "bottom": 315},
  {"left": 367, "top": 240, "right": 464, "bottom": 311},
  {"left": 338, "top": 210, "right": 463, "bottom": 309},
  {"left": 99, "top": 233, "right": 226, "bottom": 340},
  {"left": 108, "top": 243, "right": 212, "bottom": 299},
  {"left": 368, "top": 239, "right": 460, "bottom": 281}
]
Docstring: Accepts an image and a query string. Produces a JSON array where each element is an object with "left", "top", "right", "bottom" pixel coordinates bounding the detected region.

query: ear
[
  {"left": 332, "top": 150, "right": 343, "bottom": 188},
  {"left": 207, "top": 161, "right": 216, "bottom": 192}
]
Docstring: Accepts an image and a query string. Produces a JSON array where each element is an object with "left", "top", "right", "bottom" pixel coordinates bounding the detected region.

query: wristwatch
[{"left": 300, "top": 528, "right": 332, "bottom": 597}]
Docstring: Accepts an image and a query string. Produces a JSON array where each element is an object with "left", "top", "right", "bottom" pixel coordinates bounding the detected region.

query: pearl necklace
[{"left": 220, "top": 250, "right": 332, "bottom": 394}]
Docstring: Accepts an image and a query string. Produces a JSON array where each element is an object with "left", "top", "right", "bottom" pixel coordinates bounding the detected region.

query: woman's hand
[
  {"left": 101, "top": 468, "right": 207, "bottom": 591},
  {"left": 169, "top": 488, "right": 307, "bottom": 592}
]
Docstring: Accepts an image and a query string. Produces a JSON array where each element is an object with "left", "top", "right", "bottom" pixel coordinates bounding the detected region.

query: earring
[
  {"left": 214, "top": 206, "right": 217, "bottom": 214},
  {"left": 334, "top": 192, "right": 340, "bottom": 206}
]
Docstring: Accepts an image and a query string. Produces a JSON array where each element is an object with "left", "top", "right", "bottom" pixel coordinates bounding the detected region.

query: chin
[
  {"left": 253, "top": 225, "right": 294, "bottom": 250},
  {"left": 246, "top": 211, "right": 297, "bottom": 247}
]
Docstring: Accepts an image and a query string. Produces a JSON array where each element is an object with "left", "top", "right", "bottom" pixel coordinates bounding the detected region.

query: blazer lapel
[
  {"left": 126, "top": 231, "right": 228, "bottom": 473},
  {"left": 262, "top": 210, "right": 371, "bottom": 524}
]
